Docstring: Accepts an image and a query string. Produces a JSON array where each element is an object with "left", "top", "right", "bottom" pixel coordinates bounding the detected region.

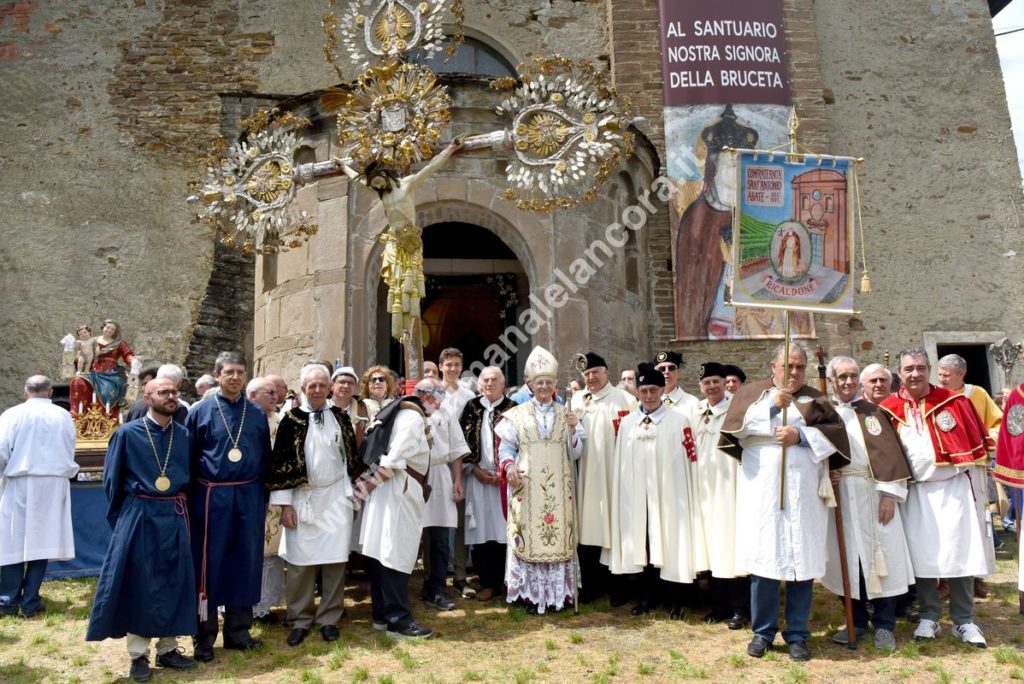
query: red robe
[
  {"left": 879, "top": 385, "right": 992, "bottom": 466},
  {"left": 995, "top": 384, "right": 1024, "bottom": 488}
]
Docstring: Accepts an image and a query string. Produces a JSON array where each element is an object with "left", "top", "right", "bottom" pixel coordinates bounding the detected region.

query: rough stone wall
[{"left": 815, "top": 0, "right": 1024, "bottom": 374}]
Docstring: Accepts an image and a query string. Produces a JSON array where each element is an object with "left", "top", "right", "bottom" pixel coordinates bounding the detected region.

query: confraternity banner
[
  {"left": 658, "top": 0, "right": 813, "bottom": 340},
  {"left": 730, "top": 151, "right": 856, "bottom": 314}
]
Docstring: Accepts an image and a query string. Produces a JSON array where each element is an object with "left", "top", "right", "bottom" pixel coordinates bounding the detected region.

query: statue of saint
[{"left": 69, "top": 319, "right": 139, "bottom": 422}]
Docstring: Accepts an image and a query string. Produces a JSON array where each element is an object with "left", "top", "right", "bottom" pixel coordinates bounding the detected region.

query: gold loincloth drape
[{"left": 380, "top": 223, "right": 425, "bottom": 339}]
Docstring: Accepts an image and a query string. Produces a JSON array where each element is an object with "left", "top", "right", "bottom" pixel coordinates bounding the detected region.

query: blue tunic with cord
[
  {"left": 185, "top": 394, "right": 270, "bottom": 609},
  {"left": 86, "top": 417, "right": 196, "bottom": 640}
]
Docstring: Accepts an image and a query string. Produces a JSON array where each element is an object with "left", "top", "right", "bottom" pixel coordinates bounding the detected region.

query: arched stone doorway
[{"left": 375, "top": 221, "right": 529, "bottom": 381}]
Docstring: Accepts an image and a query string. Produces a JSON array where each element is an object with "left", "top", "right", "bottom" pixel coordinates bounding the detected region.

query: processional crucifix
[{"left": 190, "top": 0, "right": 638, "bottom": 384}]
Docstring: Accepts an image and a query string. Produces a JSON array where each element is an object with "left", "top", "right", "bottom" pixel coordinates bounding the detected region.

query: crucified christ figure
[{"left": 337, "top": 138, "right": 463, "bottom": 339}]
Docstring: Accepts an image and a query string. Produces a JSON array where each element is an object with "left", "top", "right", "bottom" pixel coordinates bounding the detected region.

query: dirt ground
[{"left": 2, "top": 536, "right": 1023, "bottom": 684}]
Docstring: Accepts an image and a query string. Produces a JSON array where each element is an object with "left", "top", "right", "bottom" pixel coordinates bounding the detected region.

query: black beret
[
  {"left": 636, "top": 362, "right": 666, "bottom": 388},
  {"left": 722, "top": 364, "right": 747, "bottom": 383},
  {"left": 699, "top": 362, "right": 727, "bottom": 380},
  {"left": 584, "top": 352, "right": 607, "bottom": 370},
  {"left": 654, "top": 350, "right": 684, "bottom": 367}
]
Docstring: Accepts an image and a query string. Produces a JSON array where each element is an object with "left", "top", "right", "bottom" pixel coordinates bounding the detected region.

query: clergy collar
[
  {"left": 639, "top": 402, "right": 668, "bottom": 424},
  {"left": 584, "top": 382, "right": 612, "bottom": 401},
  {"left": 531, "top": 397, "right": 554, "bottom": 410},
  {"left": 218, "top": 392, "right": 245, "bottom": 406}
]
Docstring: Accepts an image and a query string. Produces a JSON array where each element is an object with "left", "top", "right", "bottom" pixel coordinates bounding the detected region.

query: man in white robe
[
  {"left": 654, "top": 350, "right": 699, "bottom": 415},
  {"left": 420, "top": 378, "right": 469, "bottom": 611},
  {"left": 691, "top": 362, "right": 748, "bottom": 629},
  {"left": 0, "top": 375, "right": 78, "bottom": 617},
  {"left": 605, "top": 364, "right": 696, "bottom": 618},
  {"left": 267, "top": 366, "right": 358, "bottom": 646},
  {"left": 439, "top": 347, "right": 476, "bottom": 598},
  {"left": 879, "top": 348, "right": 994, "bottom": 648},
  {"left": 357, "top": 380, "right": 437, "bottom": 639},
  {"left": 569, "top": 351, "right": 636, "bottom": 604},
  {"left": 822, "top": 356, "right": 914, "bottom": 651},
  {"left": 719, "top": 344, "right": 849, "bottom": 662},
  {"left": 459, "top": 366, "right": 517, "bottom": 601}
]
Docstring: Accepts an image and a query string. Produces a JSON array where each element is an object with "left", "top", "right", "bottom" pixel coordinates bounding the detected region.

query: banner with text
[
  {"left": 659, "top": 0, "right": 811, "bottom": 340},
  {"left": 730, "top": 151, "right": 855, "bottom": 314}
]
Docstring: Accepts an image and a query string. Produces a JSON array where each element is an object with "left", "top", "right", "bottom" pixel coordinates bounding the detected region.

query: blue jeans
[
  {"left": 0, "top": 559, "right": 48, "bottom": 616},
  {"left": 848, "top": 563, "right": 896, "bottom": 631},
  {"left": 750, "top": 575, "right": 813, "bottom": 644},
  {"left": 422, "top": 526, "right": 452, "bottom": 598}
]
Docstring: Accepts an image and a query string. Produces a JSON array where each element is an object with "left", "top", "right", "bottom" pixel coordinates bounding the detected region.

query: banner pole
[{"left": 779, "top": 310, "right": 791, "bottom": 510}]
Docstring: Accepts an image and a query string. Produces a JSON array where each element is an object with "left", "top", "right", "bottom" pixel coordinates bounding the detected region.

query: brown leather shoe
[
  {"left": 974, "top": 578, "right": 990, "bottom": 599},
  {"left": 476, "top": 588, "right": 495, "bottom": 602},
  {"left": 936, "top": 579, "right": 950, "bottom": 600}
]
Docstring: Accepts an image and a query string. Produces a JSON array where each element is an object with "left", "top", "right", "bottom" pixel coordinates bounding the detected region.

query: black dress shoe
[
  {"left": 321, "top": 625, "right": 340, "bottom": 642},
  {"left": 668, "top": 605, "right": 685, "bottom": 620},
  {"left": 129, "top": 655, "right": 151, "bottom": 682},
  {"left": 788, "top": 640, "right": 811, "bottom": 661},
  {"left": 630, "top": 601, "right": 653, "bottom": 616},
  {"left": 192, "top": 645, "right": 214, "bottom": 663},
  {"left": 747, "top": 635, "right": 772, "bottom": 658},
  {"left": 224, "top": 637, "right": 264, "bottom": 651},
  {"left": 728, "top": 613, "right": 750, "bottom": 630},
  {"left": 287, "top": 628, "right": 309, "bottom": 647},
  {"left": 155, "top": 648, "right": 197, "bottom": 671}
]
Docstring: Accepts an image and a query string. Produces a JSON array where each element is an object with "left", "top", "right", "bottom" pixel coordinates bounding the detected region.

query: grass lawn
[{"left": 2, "top": 536, "right": 1023, "bottom": 683}]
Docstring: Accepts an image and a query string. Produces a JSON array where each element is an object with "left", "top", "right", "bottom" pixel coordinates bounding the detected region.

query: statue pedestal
[{"left": 73, "top": 403, "right": 118, "bottom": 470}]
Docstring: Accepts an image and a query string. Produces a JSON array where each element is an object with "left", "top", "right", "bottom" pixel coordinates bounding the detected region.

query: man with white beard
[
  {"left": 569, "top": 352, "right": 636, "bottom": 604},
  {"left": 822, "top": 356, "right": 914, "bottom": 651},
  {"left": 605, "top": 364, "right": 696, "bottom": 618},
  {"left": 690, "top": 362, "right": 748, "bottom": 629},
  {"left": 880, "top": 348, "right": 994, "bottom": 648}
]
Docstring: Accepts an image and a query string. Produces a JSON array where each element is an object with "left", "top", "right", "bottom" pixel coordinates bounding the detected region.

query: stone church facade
[{"left": 0, "top": 0, "right": 1021, "bottom": 405}]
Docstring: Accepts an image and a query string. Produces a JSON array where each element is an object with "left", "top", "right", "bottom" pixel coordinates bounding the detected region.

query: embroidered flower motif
[{"left": 543, "top": 513, "right": 555, "bottom": 524}]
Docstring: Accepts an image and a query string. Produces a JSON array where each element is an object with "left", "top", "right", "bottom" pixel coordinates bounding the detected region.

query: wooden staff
[{"left": 816, "top": 345, "right": 856, "bottom": 649}]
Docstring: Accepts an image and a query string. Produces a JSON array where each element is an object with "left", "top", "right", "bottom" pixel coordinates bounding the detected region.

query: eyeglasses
[
  {"left": 369, "top": 376, "right": 387, "bottom": 383},
  {"left": 655, "top": 364, "right": 678, "bottom": 372},
  {"left": 150, "top": 389, "right": 179, "bottom": 398},
  {"left": 335, "top": 379, "right": 356, "bottom": 386}
]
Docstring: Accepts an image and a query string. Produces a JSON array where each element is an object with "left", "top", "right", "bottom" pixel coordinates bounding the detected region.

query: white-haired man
[
  {"left": 822, "top": 356, "right": 914, "bottom": 651},
  {"left": 0, "top": 375, "right": 78, "bottom": 618},
  {"left": 247, "top": 375, "right": 283, "bottom": 623},
  {"left": 880, "top": 348, "right": 994, "bottom": 647},
  {"left": 124, "top": 364, "right": 189, "bottom": 422},
  {"left": 459, "top": 366, "right": 518, "bottom": 601},
  {"left": 266, "top": 364, "right": 360, "bottom": 645},
  {"left": 719, "top": 344, "right": 849, "bottom": 662},
  {"left": 419, "top": 377, "right": 470, "bottom": 611},
  {"left": 860, "top": 364, "right": 893, "bottom": 405}
]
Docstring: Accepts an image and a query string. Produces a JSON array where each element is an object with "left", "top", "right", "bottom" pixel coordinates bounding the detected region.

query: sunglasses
[
  {"left": 369, "top": 376, "right": 387, "bottom": 383},
  {"left": 656, "top": 364, "right": 678, "bottom": 372}
]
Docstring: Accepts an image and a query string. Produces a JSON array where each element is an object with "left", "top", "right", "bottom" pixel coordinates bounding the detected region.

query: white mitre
[{"left": 524, "top": 345, "right": 558, "bottom": 381}]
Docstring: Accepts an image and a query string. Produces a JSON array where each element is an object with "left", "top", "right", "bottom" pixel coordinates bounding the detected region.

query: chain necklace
[
  {"left": 215, "top": 394, "right": 247, "bottom": 462},
  {"left": 142, "top": 416, "right": 175, "bottom": 492}
]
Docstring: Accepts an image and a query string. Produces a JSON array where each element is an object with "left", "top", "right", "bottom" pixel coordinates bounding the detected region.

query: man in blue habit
[
  {"left": 185, "top": 351, "right": 271, "bottom": 661},
  {"left": 86, "top": 377, "right": 198, "bottom": 682}
]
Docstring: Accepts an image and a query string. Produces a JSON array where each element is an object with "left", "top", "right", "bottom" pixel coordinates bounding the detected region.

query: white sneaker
[
  {"left": 913, "top": 618, "right": 940, "bottom": 640},
  {"left": 952, "top": 622, "right": 987, "bottom": 648}
]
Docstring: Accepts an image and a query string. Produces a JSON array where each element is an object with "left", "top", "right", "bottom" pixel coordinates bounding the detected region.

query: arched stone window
[{"left": 410, "top": 36, "right": 516, "bottom": 78}]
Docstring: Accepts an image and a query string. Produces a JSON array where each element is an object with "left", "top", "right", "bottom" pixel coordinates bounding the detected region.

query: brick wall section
[
  {"left": 605, "top": 0, "right": 851, "bottom": 385},
  {"left": 107, "top": 0, "right": 274, "bottom": 165}
]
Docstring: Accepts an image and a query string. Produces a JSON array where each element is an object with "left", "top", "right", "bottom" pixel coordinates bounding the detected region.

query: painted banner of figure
[
  {"left": 729, "top": 151, "right": 856, "bottom": 315},
  {"left": 667, "top": 105, "right": 814, "bottom": 340}
]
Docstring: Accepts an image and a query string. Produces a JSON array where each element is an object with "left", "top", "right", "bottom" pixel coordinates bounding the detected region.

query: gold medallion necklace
[
  {"left": 215, "top": 394, "right": 247, "bottom": 462},
  {"left": 142, "top": 416, "right": 175, "bottom": 492}
]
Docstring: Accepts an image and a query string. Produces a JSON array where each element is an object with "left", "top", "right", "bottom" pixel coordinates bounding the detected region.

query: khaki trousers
[{"left": 285, "top": 561, "right": 346, "bottom": 630}]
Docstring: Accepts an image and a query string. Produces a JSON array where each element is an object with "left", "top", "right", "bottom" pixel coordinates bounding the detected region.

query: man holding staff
[{"left": 719, "top": 343, "right": 849, "bottom": 662}]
